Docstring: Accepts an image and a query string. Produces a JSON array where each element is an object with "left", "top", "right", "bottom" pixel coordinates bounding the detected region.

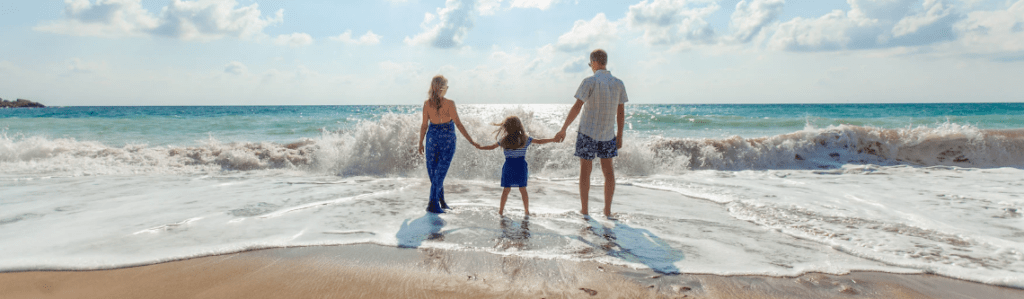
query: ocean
[{"left": 2, "top": 104, "right": 1023, "bottom": 288}]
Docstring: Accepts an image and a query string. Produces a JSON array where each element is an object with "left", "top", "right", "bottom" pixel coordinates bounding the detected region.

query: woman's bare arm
[
  {"left": 448, "top": 100, "right": 478, "bottom": 147},
  {"left": 418, "top": 102, "right": 430, "bottom": 154},
  {"left": 477, "top": 143, "right": 500, "bottom": 150}
]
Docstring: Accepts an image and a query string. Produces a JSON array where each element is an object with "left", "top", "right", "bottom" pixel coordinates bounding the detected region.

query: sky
[{"left": 0, "top": 0, "right": 1022, "bottom": 106}]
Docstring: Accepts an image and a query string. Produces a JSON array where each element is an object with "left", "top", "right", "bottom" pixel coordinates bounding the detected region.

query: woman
[{"left": 418, "top": 75, "right": 478, "bottom": 213}]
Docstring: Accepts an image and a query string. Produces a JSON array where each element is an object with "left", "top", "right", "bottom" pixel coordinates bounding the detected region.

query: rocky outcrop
[{"left": 0, "top": 98, "right": 46, "bottom": 108}]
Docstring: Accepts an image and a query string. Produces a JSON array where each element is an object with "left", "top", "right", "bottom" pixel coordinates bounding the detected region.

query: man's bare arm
[
  {"left": 555, "top": 99, "right": 585, "bottom": 142},
  {"left": 616, "top": 103, "right": 624, "bottom": 149}
]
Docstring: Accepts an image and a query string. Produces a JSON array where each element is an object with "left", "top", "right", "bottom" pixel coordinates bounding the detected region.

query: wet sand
[{"left": 1, "top": 244, "right": 1021, "bottom": 299}]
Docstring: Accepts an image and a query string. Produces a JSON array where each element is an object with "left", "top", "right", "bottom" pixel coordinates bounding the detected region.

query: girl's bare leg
[
  {"left": 518, "top": 187, "right": 529, "bottom": 216},
  {"left": 499, "top": 188, "right": 511, "bottom": 216}
]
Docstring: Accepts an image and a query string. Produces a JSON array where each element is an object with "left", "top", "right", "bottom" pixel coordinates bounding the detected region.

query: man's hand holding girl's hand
[{"left": 554, "top": 130, "right": 567, "bottom": 142}]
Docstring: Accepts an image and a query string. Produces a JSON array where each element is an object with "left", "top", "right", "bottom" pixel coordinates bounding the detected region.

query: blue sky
[{"left": 1, "top": 0, "right": 1022, "bottom": 105}]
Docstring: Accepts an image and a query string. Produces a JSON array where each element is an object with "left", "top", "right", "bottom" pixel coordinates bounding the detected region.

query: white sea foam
[
  {"left": 1, "top": 165, "right": 1022, "bottom": 287},
  {"left": 2, "top": 114, "right": 1023, "bottom": 178}
]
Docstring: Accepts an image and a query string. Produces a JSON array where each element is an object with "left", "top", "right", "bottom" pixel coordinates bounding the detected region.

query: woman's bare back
[{"left": 424, "top": 99, "right": 455, "bottom": 124}]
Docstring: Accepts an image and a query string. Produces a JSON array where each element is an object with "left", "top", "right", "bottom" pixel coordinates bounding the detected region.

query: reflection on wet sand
[
  {"left": 398, "top": 211, "right": 683, "bottom": 276},
  {"left": 579, "top": 216, "right": 685, "bottom": 274},
  {"left": 420, "top": 247, "right": 455, "bottom": 274},
  {"left": 495, "top": 217, "right": 530, "bottom": 251},
  {"left": 396, "top": 213, "right": 447, "bottom": 248}
]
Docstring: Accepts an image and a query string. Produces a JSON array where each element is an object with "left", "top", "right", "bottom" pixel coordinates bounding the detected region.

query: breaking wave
[{"left": 2, "top": 114, "right": 1023, "bottom": 177}]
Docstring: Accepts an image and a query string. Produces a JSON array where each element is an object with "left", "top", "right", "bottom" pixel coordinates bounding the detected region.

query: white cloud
[
  {"left": 768, "top": 10, "right": 878, "bottom": 51},
  {"left": 35, "top": 0, "right": 159, "bottom": 38},
  {"left": 478, "top": 0, "right": 503, "bottom": 15},
  {"left": 274, "top": 32, "right": 313, "bottom": 47},
  {"left": 379, "top": 60, "right": 425, "bottom": 84},
  {"left": 509, "top": 0, "right": 559, "bottom": 10},
  {"left": 224, "top": 61, "right": 247, "bottom": 75},
  {"left": 151, "top": 0, "right": 284, "bottom": 41},
  {"left": 767, "top": 0, "right": 961, "bottom": 51},
  {"left": 66, "top": 58, "right": 107, "bottom": 74},
  {"left": 952, "top": 0, "right": 1024, "bottom": 57},
  {"left": 554, "top": 13, "right": 619, "bottom": 52},
  {"left": 730, "top": 0, "right": 785, "bottom": 43},
  {"left": 893, "top": 1, "right": 951, "bottom": 37},
  {"left": 404, "top": 0, "right": 477, "bottom": 49},
  {"left": 626, "top": 0, "right": 720, "bottom": 47},
  {"left": 561, "top": 56, "right": 588, "bottom": 73},
  {"left": 35, "top": 0, "right": 283, "bottom": 41},
  {"left": 848, "top": 0, "right": 918, "bottom": 20},
  {"left": 487, "top": 48, "right": 543, "bottom": 78},
  {"left": 478, "top": 0, "right": 559, "bottom": 15},
  {"left": 887, "top": 0, "right": 960, "bottom": 45},
  {"left": 330, "top": 30, "right": 382, "bottom": 45}
]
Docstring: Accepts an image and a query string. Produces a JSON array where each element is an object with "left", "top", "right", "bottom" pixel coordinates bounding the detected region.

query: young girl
[{"left": 474, "top": 116, "right": 557, "bottom": 216}]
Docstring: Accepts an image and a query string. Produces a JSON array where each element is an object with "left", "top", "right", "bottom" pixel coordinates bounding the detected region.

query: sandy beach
[
  {"left": 6, "top": 0, "right": 1024, "bottom": 297},
  {"left": 2, "top": 244, "right": 1021, "bottom": 299}
]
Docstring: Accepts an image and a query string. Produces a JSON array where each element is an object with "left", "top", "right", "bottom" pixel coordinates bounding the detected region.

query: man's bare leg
[
  {"left": 579, "top": 158, "right": 592, "bottom": 215},
  {"left": 600, "top": 158, "right": 615, "bottom": 217}
]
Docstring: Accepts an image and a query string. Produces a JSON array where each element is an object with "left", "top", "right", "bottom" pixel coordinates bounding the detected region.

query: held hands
[{"left": 553, "top": 130, "right": 567, "bottom": 143}]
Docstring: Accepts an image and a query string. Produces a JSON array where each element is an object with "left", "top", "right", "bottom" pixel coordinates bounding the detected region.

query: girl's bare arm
[{"left": 531, "top": 137, "right": 558, "bottom": 145}]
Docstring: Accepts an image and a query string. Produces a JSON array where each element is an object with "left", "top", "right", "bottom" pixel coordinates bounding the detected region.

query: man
[{"left": 554, "top": 49, "right": 628, "bottom": 217}]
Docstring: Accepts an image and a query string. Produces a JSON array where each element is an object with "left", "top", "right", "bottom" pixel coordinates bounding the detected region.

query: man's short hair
[{"left": 590, "top": 49, "right": 607, "bottom": 66}]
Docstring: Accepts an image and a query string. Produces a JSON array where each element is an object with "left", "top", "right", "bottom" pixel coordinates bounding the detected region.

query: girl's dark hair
[
  {"left": 427, "top": 75, "right": 447, "bottom": 111},
  {"left": 494, "top": 116, "right": 527, "bottom": 149}
]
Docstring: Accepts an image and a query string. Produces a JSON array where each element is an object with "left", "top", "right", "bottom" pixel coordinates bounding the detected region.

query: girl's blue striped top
[{"left": 503, "top": 137, "right": 533, "bottom": 158}]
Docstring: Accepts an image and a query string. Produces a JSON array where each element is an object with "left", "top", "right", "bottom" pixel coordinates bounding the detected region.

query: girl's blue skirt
[{"left": 501, "top": 157, "right": 528, "bottom": 188}]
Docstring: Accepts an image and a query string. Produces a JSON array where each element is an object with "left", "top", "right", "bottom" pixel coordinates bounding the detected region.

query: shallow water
[{"left": 2, "top": 104, "right": 1023, "bottom": 288}]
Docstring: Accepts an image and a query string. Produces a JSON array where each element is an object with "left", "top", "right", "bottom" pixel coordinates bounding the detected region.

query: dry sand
[{"left": 1, "top": 244, "right": 1021, "bottom": 299}]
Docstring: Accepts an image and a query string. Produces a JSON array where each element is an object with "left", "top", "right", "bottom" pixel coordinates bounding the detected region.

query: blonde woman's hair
[
  {"left": 494, "top": 116, "right": 527, "bottom": 149},
  {"left": 427, "top": 75, "right": 447, "bottom": 111}
]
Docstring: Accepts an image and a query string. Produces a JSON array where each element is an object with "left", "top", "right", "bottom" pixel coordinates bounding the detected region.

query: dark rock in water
[{"left": 0, "top": 98, "right": 46, "bottom": 108}]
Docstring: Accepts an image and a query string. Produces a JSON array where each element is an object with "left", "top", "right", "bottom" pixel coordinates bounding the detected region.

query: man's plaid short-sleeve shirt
[{"left": 574, "top": 70, "right": 628, "bottom": 141}]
